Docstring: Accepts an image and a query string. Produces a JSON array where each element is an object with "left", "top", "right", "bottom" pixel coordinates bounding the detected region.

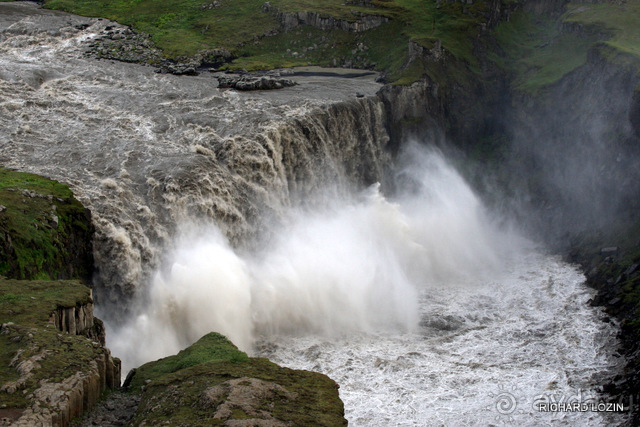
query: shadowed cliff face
[
  {"left": 503, "top": 49, "right": 640, "bottom": 243},
  {"left": 0, "top": 3, "right": 389, "bottom": 311}
]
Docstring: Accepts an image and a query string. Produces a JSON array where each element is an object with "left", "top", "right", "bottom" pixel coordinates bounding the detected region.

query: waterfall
[
  {"left": 109, "top": 145, "right": 522, "bottom": 373},
  {"left": 0, "top": 3, "right": 389, "bottom": 311},
  {"left": 0, "top": 5, "right": 627, "bottom": 425}
]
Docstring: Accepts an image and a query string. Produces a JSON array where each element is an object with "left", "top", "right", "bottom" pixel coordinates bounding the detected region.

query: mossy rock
[
  {"left": 0, "top": 279, "right": 107, "bottom": 410},
  {"left": 129, "top": 333, "right": 347, "bottom": 426},
  {"left": 0, "top": 168, "right": 94, "bottom": 282},
  {"left": 0, "top": 278, "right": 92, "bottom": 326}
]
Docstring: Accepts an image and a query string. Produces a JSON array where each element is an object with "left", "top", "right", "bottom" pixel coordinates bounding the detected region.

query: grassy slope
[
  {"left": 0, "top": 168, "right": 92, "bottom": 281},
  {"left": 129, "top": 332, "right": 346, "bottom": 426},
  {"left": 0, "top": 279, "right": 102, "bottom": 409},
  {"left": 565, "top": 0, "right": 640, "bottom": 58},
  {"left": 491, "top": 11, "right": 598, "bottom": 93},
  {"left": 43, "top": 0, "right": 495, "bottom": 83},
  {"left": 492, "top": 0, "right": 640, "bottom": 94}
]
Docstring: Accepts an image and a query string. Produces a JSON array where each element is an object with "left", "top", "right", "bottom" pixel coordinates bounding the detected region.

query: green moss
[
  {"left": 491, "top": 1, "right": 640, "bottom": 94},
  {"left": 564, "top": 1, "right": 640, "bottom": 58},
  {"left": 130, "top": 332, "right": 249, "bottom": 391},
  {"left": 129, "top": 332, "right": 346, "bottom": 426},
  {"left": 0, "top": 279, "right": 91, "bottom": 325},
  {"left": 0, "top": 279, "right": 102, "bottom": 409},
  {"left": 491, "top": 11, "right": 599, "bottom": 93},
  {"left": 0, "top": 168, "right": 93, "bottom": 281}
]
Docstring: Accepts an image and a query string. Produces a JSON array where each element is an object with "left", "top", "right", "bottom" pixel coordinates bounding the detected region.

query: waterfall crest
[{"left": 0, "top": 3, "right": 388, "bottom": 309}]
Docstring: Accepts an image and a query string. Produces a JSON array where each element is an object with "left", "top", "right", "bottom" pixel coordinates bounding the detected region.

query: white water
[
  {"left": 109, "top": 146, "right": 625, "bottom": 425},
  {"left": 258, "top": 251, "right": 624, "bottom": 425}
]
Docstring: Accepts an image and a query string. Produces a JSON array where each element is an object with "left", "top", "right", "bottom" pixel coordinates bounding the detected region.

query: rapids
[{"left": 0, "top": 2, "right": 387, "bottom": 308}]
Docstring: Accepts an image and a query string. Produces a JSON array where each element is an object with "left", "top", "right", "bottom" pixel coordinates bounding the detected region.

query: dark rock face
[
  {"left": 630, "top": 88, "right": 640, "bottom": 139},
  {"left": 263, "top": 4, "right": 389, "bottom": 33},
  {"left": 568, "top": 244, "right": 640, "bottom": 425},
  {"left": 76, "top": 390, "right": 141, "bottom": 427},
  {"left": 217, "top": 74, "right": 297, "bottom": 91},
  {"left": 52, "top": 300, "right": 107, "bottom": 346},
  {"left": 505, "top": 47, "right": 640, "bottom": 241},
  {"left": 377, "top": 79, "right": 446, "bottom": 152},
  {"left": 0, "top": 169, "right": 95, "bottom": 282}
]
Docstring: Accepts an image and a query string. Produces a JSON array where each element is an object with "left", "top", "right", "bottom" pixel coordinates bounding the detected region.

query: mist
[
  {"left": 107, "top": 144, "right": 524, "bottom": 373},
  {"left": 501, "top": 58, "right": 640, "bottom": 243}
]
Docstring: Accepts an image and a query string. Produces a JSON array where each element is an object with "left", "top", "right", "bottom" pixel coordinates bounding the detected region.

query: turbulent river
[
  {"left": 258, "top": 251, "right": 624, "bottom": 426},
  {"left": 0, "top": 3, "right": 629, "bottom": 426},
  {"left": 113, "top": 147, "right": 626, "bottom": 426}
]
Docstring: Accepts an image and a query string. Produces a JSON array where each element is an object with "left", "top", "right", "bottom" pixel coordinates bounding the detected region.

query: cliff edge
[
  {"left": 0, "top": 168, "right": 120, "bottom": 426},
  {"left": 0, "top": 279, "right": 121, "bottom": 427}
]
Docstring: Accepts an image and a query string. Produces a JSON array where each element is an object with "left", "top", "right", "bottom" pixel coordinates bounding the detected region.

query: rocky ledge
[
  {"left": 263, "top": 3, "right": 389, "bottom": 33},
  {"left": 566, "top": 229, "right": 640, "bottom": 424},
  {"left": 0, "top": 280, "right": 120, "bottom": 427},
  {"left": 217, "top": 74, "right": 297, "bottom": 91},
  {"left": 106, "top": 332, "right": 347, "bottom": 426}
]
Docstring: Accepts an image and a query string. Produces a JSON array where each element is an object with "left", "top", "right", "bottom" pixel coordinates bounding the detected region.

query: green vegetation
[
  {"left": 565, "top": 1, "right": 640, "bottom": 58},
  {"left": 129, "top": 332, "right": 346, "bottom": 426},
  {"left": 492, "top": 1, "right": 640, "bottom": 94},
  {"left": 0, "top": 279, "right": 91, "bottom": 326},
  {"left": 0, "top": 279, "right": 102, "bottom": 409},
  {"left": 43, "top": 0, "right": 499, "bottom": 84},
  {"left": 491, "top": 11, "right": 599, "bottom": 93},
  {"left": 0, "top": 168, "right": 93, "bottom": 281},
  {"left": 129, "top": 332, "right": 249, "bottom": 391}
]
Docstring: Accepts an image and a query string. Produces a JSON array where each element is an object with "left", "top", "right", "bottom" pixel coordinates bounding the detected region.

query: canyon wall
[{"left": 1, "top": 281, "right": 120, "bottom": 427}]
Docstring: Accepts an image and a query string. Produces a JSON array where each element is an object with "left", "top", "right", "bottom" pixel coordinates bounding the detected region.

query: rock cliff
[
  {"left": 125, "top": 333, "right": 346, "bottom": 426},
  {"left": 0, "top": 167, "right": 119, "bottom": 426},
  {"left": 0, "top": 280, "right": 120, "bottom": 427},
  {"left": 265, "top": 5, "right": 389, "bottom": 33},
  {"left": 0, "top": 168, "right": 94, "bottom": 282}
]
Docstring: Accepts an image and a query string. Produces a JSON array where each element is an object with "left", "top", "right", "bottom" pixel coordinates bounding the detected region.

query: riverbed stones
[{"left": 217, "top": 75, "right": 297, "bottom": 91}]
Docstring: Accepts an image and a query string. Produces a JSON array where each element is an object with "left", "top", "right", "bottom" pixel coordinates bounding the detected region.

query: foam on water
[
  {"left": 109, "top": 146, "right": 625, "bottom": 425},
  {"left": 258, "top": 251, "right": 624, "bottom": 425}
]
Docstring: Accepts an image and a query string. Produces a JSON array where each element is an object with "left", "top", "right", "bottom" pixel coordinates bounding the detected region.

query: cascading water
[
  {"left": 109, "top": 145, "right": 627, "bottom": 425},
  {"left": 0, "top": 4, "right": 628, "bottom": 425},
  {"left": 0, "top": 2, "right": 389, "bottom": 308}
]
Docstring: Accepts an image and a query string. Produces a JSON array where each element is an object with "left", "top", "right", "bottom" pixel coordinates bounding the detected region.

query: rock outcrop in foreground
[
  {"left": 123, "top": 333, "right": 346, "bottom": 426},
  {"left": 0, "top": 279, "right": 120, "bottom": 427}
]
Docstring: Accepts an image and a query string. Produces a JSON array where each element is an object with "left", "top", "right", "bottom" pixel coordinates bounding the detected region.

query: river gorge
[{"left": 1, "top": 2, "right": 637, "bottom": 425}]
